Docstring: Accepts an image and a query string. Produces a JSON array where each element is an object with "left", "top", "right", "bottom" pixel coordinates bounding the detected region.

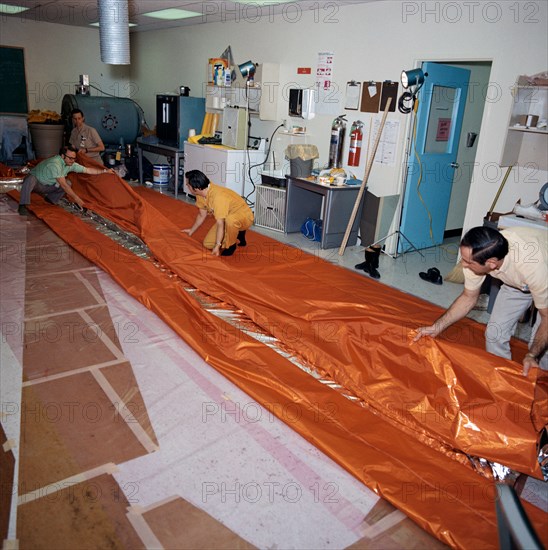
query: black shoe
[
  {"left": 221, "top": 243, "right": 237, "bottom": 256},
  {"left": 18, "top": 205, "right": 29, "bottom": 216},
  {"left": 369, "top": 246, "right": 381, "bottom": 269},
  {"left": 364, "top": 263, "right": 381, "bottom": 279},
  {"left": 419, "top": 267, "right": 443, "bottom": 285},
  {"left": 237, "top": 230, "right": 247, "bottom": 247},
  {"left": 358, "top": 249, "right": 381, "bottom": 279},
  {"left": 355, "top": 260, "right": 380, "bottom": 279}
]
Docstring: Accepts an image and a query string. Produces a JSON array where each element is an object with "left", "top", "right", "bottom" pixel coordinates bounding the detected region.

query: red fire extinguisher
[{"left": 348, "top": 120, "right": 364, "bottom": 167}]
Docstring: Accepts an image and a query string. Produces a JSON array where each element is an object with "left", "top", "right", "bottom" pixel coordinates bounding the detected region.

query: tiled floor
[{"left": 0, "top": 185, "right": 542, "bottom": 549}]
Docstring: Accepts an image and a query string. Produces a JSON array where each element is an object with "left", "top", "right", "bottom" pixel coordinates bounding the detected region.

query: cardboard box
[{"left": 518, "top": 114, "right": 539, "bottom": 127}]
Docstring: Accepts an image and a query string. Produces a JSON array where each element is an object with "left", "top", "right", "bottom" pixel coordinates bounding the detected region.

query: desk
[
  {"left": 136, "top": 137, "right": 184, "bottom": 198},
  {"left": 285, "top": 176, "right": 364, "bottom": 249}
]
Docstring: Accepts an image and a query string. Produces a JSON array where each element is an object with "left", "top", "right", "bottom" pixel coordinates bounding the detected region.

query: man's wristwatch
[{"left": 525, "top": 352, "right": 537, "bottom": 360}]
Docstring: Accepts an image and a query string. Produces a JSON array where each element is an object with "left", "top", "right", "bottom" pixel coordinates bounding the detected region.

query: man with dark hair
[
  {"left": 414, "top": 225, "right": 547, "bottom": 375},
  {"left": 18, "top": 145, "right": 110, "bottom": 215},
  {"left": 69, "top": 108, "right": 105, "bottom": 164},
  {"left": 182, "top": 170, "right": 253, "bottom": 257}
]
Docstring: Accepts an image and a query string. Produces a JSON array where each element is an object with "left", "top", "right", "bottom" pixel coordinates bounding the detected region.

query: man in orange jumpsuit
[{"left": 182, "top": 170, "right": 254, "bottom": 257}]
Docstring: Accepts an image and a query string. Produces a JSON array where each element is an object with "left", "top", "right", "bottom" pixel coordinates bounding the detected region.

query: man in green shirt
[{"left": 18, "top": 145, "right": 109, "bottom": 215}]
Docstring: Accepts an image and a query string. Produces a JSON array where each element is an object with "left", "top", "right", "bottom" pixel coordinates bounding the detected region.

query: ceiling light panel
[
  {"left": 0, "top": 3, "right": 29, "bottom": 14},
  {"left": 233, "top": 0, "right": 296, "bottom": 4},
  {"left": 142, "top": 8, "right": 202, "bottom": 20}
]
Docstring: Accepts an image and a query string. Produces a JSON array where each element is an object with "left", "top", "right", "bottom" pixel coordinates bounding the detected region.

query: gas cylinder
[
  {"left": 348, "top": 120, "right": 364, "bottom": 167},
  {"left": 328, "top": 115, "right": 347, "bottom": 169}
]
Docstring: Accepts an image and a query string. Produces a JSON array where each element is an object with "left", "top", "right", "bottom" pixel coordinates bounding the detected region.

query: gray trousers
[
  {"left": 486, "top": 284, "right": 547, "bottom": 370},
  {"left": 19, "top": 174, "right": 66, "bottom": 205}
]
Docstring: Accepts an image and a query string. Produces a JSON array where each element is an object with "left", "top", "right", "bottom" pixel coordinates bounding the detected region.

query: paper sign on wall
[
  {"left": 315, "top": 51, "right": 340, "bottom": 115},
  {"left": 372, "top": 118, "right": 400, "bottom": 165},
  {"left": 436, "top": 118, "right": 451, "bottom": 141}
]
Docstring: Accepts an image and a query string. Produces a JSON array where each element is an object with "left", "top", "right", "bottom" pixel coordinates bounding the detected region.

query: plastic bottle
[
  {"left": 116, "top": 137, "right": 124, "bottom": 162},
  {"left": 224, "top": 67, "right": 231, "bottom": 87}
]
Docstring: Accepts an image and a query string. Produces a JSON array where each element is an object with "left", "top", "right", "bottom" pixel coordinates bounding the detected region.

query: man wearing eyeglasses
[{"left": 18, "top": 145, "right": 110, "bottom": 216}]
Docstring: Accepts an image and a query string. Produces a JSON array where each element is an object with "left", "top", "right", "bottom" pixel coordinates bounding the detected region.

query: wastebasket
[
  {"left": 285, "top": 144, "right": 319, "bottom": 178},
  {"left": 28, "top": 123, "right": 64, "bottom": 159}
]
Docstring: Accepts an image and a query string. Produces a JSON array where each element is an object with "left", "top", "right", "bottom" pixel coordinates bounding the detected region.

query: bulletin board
[{"left": 0, "top": 46, "right": 29, "bottom": 114}]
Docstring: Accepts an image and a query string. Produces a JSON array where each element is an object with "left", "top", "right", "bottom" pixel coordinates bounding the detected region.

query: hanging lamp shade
[{"left": 98, "top": 0, "right": 130, "bottom": 65}]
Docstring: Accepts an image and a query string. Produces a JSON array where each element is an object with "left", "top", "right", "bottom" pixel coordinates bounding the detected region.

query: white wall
[
  {"left": 1, "top": 18, "right": 132, "bottom": 112},
  {"left": 2, "top": 1, "right": 547, "bottom": 230},
  {"left": 129, "top": 0, "right": 547, "bottom": 230}
]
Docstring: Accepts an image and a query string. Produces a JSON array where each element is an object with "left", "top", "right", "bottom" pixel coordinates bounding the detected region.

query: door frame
[{"left": 387, "top": 57, "right": 493, "bottom": 255}]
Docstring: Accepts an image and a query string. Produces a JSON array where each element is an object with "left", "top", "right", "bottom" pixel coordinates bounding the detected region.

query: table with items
[
  {"left": 284, "top": 176, "right": 364, "bottom": 249},
  {"left": 136, "top": 137, "right": 184, "bottom": 198}
]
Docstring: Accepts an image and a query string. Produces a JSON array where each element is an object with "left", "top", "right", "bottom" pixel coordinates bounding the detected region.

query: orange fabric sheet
[{"left": 9, "top": 162, "right": 547, "bottom": 548}]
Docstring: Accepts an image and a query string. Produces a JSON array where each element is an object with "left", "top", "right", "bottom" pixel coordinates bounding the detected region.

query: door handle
[{"left": 450, "top": 162, "right": 459, "bottom": 168}]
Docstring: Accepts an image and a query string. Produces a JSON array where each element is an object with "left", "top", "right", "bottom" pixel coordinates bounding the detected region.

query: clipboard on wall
[
  {"left": 360, "top": 81, "right": 381, "bottom": 113},
  {"left": 380, "top": 81, "right": 398, "bottom": 112},
  {"left": 345, "top": 81, "right": 361, "bottom": 110}
]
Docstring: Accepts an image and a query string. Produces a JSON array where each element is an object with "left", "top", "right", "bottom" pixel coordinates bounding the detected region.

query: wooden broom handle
[
  {"left": 338, "top": 97, "right": 393, "bottom": 256},
  {"left": 487, "top": 165, "right": 513, "bottom": 219}
]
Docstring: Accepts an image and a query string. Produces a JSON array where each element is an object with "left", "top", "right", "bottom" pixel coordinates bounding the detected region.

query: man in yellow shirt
[
  {"left": 182, "top": 170, "right": 254, "bottom": 257},
  {"left": 414, "top": 225, "right": 547, "bottom": 376}
]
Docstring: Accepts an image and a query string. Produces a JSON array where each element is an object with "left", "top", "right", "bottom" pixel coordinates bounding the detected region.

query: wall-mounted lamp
[
  {"left": 398, "top": 68, "right": 428, "bottom": 114},
  {"left": 238, "top": 60, "right": 256, "bottom": 78},
  {"left": 98, "top": 0, "right": 130, "bottom": 65},
  {"left": 401, "top": 68, "right": 426, "bottom": 90}
]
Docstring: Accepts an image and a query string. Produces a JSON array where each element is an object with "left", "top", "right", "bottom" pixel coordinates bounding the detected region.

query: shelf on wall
[{"left": 508, "top": 126, "right": 547, "bottom": 134}]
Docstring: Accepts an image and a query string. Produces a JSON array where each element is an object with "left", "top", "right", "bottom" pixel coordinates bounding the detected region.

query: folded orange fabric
[{"left": 10, "top": 166, "right": 546, "bottom": 548}]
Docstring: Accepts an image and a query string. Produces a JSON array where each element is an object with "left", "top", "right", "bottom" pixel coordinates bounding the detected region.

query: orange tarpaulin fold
[{"left": 8, "top": 162, "right": 547, "bottom": 548}]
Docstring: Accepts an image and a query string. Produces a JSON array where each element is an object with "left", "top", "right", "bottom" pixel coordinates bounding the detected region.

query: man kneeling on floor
[
  {"left": 18, "top": 145, "right": 110, "bottom": 215},
  {"left": 182, "top": 170, "right": 254, "bottom": 257}
]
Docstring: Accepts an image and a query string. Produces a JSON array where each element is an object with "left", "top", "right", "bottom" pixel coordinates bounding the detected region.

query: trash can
[
  {"left": 285, "top": 144, "right": 319, "bottom": 178},
  {"left": 28, "top": 123, "right": 64, "bottom": 160}
]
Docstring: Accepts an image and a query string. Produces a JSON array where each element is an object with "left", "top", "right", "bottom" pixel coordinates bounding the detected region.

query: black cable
[
  {"left": 398, "top": 91, "right": 415, "bottom": 114},
  {"left": 398, "top": 73, "right": 427, "bottom": 115},
  {"left": 245, "top": 123, "right": 284, "bottom": 205}
]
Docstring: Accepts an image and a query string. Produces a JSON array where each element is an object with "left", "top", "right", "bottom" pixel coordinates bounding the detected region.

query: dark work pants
[{"left": 19, "top": 174, "right": 66, "bottom": 205}]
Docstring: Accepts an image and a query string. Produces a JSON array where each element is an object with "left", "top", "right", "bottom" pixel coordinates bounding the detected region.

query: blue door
[{"left": 398, "top": 62, "right": 470, "bottom": 252}]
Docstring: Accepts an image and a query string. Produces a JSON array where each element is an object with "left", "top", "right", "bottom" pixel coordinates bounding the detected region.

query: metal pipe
[{"left": 97, "top": 0, "right": 130, "bottom": 65}]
